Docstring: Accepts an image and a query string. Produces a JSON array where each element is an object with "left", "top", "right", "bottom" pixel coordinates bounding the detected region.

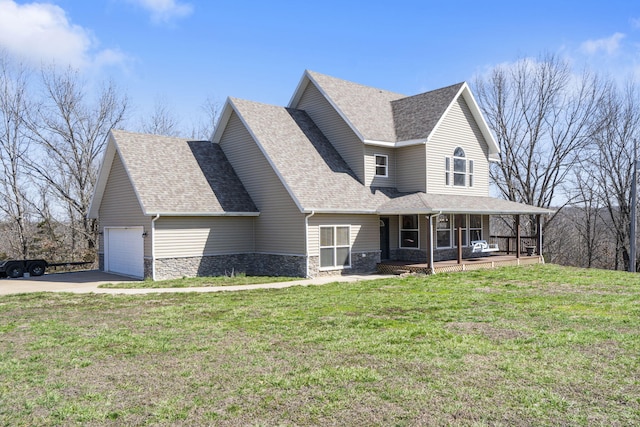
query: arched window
[
  {"left": 445, "top": 147, "right": 474, "bottom": 187},
  {"left": 453, "top": 148, "right": 466, "bottom": 186}
]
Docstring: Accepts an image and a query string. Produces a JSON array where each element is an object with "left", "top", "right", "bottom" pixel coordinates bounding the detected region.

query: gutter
[
  {"left": 305, "top": 211, "right": 315, "bottom": 278},
  {"left": 151, "top": 214, "right": 160, "bottom": 280}
]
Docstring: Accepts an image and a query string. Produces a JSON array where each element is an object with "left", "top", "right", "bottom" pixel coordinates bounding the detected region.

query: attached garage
[{"left": 105, "top": 227, "right": 144, "bottom": 278}]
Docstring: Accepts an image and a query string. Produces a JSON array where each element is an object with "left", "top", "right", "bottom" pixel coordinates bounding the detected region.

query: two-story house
[{"left": 88, "top": 70, "right": 551, "bottom": 280}]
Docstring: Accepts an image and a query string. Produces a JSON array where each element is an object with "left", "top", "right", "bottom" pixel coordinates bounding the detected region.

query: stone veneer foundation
[
  {"left": 152, "top": 253, "right": 307, "bottom": 281},
  {"left": 308, "top": 250, "right": 380, "bottom": 277},
  {"left": 101, "top": 248, "right": 485, "bottom": 280}
]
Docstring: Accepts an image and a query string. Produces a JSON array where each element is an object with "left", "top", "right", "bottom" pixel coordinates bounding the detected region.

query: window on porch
[
  {"left": 436, "top": 214, "right": 484, "bottom": 248},
  {"left": 400, "top": 215, "right": 419, "bottom": 248},
  {"left": 437, "top": 214, "right": 451, "bottom": 247}
]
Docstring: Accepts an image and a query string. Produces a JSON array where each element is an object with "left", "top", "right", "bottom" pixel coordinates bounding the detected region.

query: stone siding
[
  {"left": 144, "top": 258, "right": 153, "bottom": 279},
  {"left": 308, "top": 250, "right": 380, "bottom": 277},
  {"left": 153, "top": 253, "right": 306, "bottom": 280},
  {"left": 248, "top": 254, "right": 307, "bottom": 277}
]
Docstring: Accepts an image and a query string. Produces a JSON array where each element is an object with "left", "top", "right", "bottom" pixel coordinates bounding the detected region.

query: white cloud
[
  {"left": 580, "top": 32, "right": 626, "bottom": 55},
  {"left": 0, "top": 0, "right": 127, "bottom": 70},
  {"left": 127, "top": 0, "right": 193, "bottom": 24}
]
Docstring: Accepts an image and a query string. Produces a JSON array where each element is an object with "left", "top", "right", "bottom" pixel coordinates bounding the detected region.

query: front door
[{"left": 379, "top": 217, "right": 390, "bottom": 260}]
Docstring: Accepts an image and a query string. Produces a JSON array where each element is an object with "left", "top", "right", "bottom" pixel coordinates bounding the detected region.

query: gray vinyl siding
[
  {"left": 98, "top": 153, "right": 151, "bottom": 256},
  {"left": 154, "top": 216, "right": 254, "bottom": 258},
  {"left": 427, "top": 97, "right": 490, "bottom": 196},
  {"left": 364, "top": 146, "right": 395, "bottom": 187},
  {"left": 296, "top": 83, "right": 365, "bottom": 182},
  {"left": 396, "top": 144, "right": 427, "bottom": 192},
  {"left": 307, "top": 214, "right": 380, "bottom": 256},
  {"left": 219, "top": 112, "right": 305, "bottom": 254}
]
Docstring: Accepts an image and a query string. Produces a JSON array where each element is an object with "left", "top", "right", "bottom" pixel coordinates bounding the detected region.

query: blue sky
[{"left": 1, "top": 0, "right": 639, "bottom": 130}]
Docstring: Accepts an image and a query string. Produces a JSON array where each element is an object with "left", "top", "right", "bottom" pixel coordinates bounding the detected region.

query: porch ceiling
[{"left": 376, "top": 192, "right": 554, "bottom": 216}]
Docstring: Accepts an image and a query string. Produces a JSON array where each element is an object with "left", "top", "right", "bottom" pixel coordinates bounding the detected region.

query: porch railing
[{"left": 490, "top": 235, "right": 539, "bottom": 255}]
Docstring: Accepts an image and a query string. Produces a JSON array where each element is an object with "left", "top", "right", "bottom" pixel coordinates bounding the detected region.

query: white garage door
[{"left": 106, "top": 227, "right": 144, "bottom": 278}]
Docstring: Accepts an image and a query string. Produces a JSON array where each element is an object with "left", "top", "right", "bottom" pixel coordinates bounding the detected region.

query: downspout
[
  {"left": 305, "top": 211, "right": 315, "bottom": 278},
  {"left": 151, "top": 214, "right": 160, "bottom": 280}
]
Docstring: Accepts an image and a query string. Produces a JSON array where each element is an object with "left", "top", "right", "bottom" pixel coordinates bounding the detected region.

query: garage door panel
[{"left": 107, "top": 228, "right": 144, "bottom": 278}]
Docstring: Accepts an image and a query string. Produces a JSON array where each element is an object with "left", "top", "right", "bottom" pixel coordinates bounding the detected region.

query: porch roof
[{"left": 376, "top": 192, "right": 554, "bottom": 216}]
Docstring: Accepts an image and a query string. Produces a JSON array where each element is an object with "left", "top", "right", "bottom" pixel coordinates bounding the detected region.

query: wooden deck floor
[{"left": 377, "top": 254, "right": 544, "bottom": 275}]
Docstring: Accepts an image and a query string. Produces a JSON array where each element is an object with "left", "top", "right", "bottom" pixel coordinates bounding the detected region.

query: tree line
[
  {"left": 0, "top": 52, "right": 217, "bottom": 264},
  {"left": 475, "top": 53, "right": 640, "bottom": 271},
  {"left": 1, "top": 51, "right": 639, "bottom": 271}
]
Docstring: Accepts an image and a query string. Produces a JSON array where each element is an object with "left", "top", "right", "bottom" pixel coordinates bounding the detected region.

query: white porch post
[{"left": 428, "top": 215, "right": 435, "bottom": 274}]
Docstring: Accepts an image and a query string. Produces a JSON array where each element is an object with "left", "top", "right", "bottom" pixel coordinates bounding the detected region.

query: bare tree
[
  {"left": 189, "top": 96, "right": 220, "bottom": 140},
  {"left": 25, "top": 66, "right": 128, "bottom": 260},
  {"left": 140, "top": 96, "right": 181, "bottom": 137},
  {"left": 589, "top": 81, "right": 640, "bottom": 270},
  {"left": 139, "top": 95, "right": 220, "bottom": 140},
  {"left": 0, "top": 53, "right": 33, "bottom": 258},
  {"left": 568, "top": 165, "right": 609, "bottom": 268},
  {"left": 474, "top": 54, "right": 605, "bottom": 234}
]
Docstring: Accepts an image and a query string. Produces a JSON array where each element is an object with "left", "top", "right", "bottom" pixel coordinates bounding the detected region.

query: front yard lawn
[
  {"left": 98, "top": 274, "right": 299, "bottom": 289},
  {"left": 1, "top": 264, "right": 639, "bottom": 425}
]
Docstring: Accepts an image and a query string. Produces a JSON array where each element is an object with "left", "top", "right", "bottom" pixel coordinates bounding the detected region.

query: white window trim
[
  {"left": 445, "top": 150, "right": 474, "bottom": 188},
  {"left": 399, "top": 214, "right": 420, "bottom": 249},
  {"left": 374, "top": 154, "right": 388, "bottom": 178},
  {"left": 436, "top": 214, "right": 452, "bottom": 249},
  {"left": 319, "top": 225, "right": 352, "bottom": 270},
  {"left": 469, "top": 214, "right": 483, "bottom": 242}
]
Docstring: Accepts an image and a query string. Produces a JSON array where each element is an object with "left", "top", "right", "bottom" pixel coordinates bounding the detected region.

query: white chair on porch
[{"left": 471, "top": 240, "right": 499, "bottom": 254}]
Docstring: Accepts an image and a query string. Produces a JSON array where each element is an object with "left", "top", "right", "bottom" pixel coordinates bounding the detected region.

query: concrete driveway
[
  {"left": 0, "top": 270, "right": 393, "bottom": 296},
  {"left": 0, "top": 270, "right": 135, "bottom": 296}
]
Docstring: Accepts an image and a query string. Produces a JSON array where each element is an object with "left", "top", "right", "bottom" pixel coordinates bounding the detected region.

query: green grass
[
  {"left": 98, "top": 273, "right": 299, "bottom": 288},
  {"left": 1, "top": 264, "right": 639, "bottom": 426}
]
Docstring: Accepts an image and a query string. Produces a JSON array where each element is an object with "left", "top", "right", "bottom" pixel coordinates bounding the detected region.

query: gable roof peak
[
  {"left": 89, "top": 129, "right": 258, "bottom": 217},
  {"left": 391, "top": 82, "right": 466, "bottom": 142}
]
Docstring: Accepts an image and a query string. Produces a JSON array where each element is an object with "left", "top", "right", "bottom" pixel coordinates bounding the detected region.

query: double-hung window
[
  {"left": 446, "top": 147, "right": 474, "bottom": 187},
  {"left": 374, "top": 154, "right": 388, "bottom": 177},
  {"left": 400, "top": 215, "right": 419, "bottom": 248},
  {"left": 320, "top": 226, "right": 351, "bottom": 269},
  {"left": 436, "top": 214, "right": 451, "bottom": 248},
  {"left": 469, "top": 215, "right": 482, "bottom": 242},
  {"left": 436, "top": 214, "right": 484, "bottom": 248}
]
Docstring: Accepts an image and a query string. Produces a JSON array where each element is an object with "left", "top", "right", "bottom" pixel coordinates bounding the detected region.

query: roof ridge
[{"left": 306, "top": 69, "right": 406, "bottom": 98}]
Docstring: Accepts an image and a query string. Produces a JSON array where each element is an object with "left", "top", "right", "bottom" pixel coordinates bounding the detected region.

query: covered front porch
[
  {"left": 377, "top": 253, "right": 544, "bottom": 275},
  {"left": 376, "top": 193, "right": 554, "bottom": 275}
]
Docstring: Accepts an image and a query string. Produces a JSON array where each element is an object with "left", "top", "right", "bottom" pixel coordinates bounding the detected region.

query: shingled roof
[
  {"left": 90, "top": 130, "right": 258, "bottom": 216},
  {"left": 292, "top": 70, "right": 406, "bottom": 142},
  {"left": 391, "top": 83, "right": 465, "bottom": 141},
  {"left": 229, "top": 98, "right": 391, "bottom": 212},
  {"left": 377, "top": 192, "right": 554, "bottom": 215}
]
